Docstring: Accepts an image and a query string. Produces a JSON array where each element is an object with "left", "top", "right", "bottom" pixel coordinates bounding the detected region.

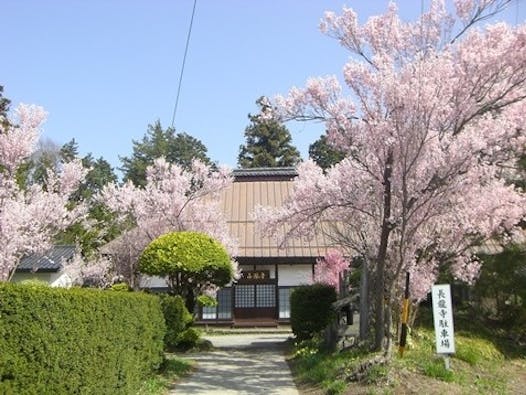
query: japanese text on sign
[
  {"left": 242, "top": 271, "right": 269, "bottom": 281},
  {"left": 431, "top": 284, "right": 455, "bottom": 354}
]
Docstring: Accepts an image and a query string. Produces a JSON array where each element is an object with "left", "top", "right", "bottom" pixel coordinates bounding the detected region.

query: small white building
[{"left": 12, "top": 245, "right": 77, "bottom": 287}]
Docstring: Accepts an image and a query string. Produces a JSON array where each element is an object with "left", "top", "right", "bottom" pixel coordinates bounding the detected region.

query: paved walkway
[{"left": 170, "top": 333, "right": 299, "bottom": 395}]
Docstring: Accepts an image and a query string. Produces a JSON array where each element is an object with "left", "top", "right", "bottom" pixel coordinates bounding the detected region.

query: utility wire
[{"left": 171, "top": 0, "right": 197, "bottom": 128}]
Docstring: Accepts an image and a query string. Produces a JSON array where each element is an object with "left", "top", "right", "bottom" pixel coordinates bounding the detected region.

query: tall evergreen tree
[
  {"left": 0, "top": 86, "right": 11, "bottom": 131},
  {"left": 120, "top": 120, "right": 212, "bottom": 187},
  {"left": 57, "top": 139, "right": 119, "bottom": 256},
  {"left": 0, "top": 85, "right": 10, "bottom": 117},
  {"left": 308, "top": 134, "right": 346, "bottom": 170},
  {"left": 29, "top": 138, "right": 62, "bottom": 187},
  {"left": 60, "top": 138, "right": 80, "bottom": 162},
  {"left": 238, "top": 97, "right": 301, "bottom": 168}
]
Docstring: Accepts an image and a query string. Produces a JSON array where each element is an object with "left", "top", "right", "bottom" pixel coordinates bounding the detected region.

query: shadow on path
[{"left": 171, "top": 334, "right": 298, "bottom": 395}]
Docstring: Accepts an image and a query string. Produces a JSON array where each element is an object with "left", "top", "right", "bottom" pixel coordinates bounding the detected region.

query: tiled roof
[
  {"left": 17, "top": 245, "right": 76, "bottom": 272},
  {"left": 223, "top": 173, "right": 334, "bottom": 259}
]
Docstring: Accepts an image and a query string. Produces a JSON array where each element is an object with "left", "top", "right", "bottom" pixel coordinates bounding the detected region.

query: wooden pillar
[
  {"left": 275, "top": 263, "right": 279, "bottom": 319},
  {"left": 359, "top": 260, "right": 369, "bottom": 340}
]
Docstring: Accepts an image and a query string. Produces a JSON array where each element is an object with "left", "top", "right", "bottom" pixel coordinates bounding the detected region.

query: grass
[
  {"left": 137, "top": 356, "right": 194, "bottom": 395},
  {"left": 287, "top": 338, "right": 375, "bottom": 394},
  {"left": 287, "top": 312, "right": 526, "bottom": 395}
]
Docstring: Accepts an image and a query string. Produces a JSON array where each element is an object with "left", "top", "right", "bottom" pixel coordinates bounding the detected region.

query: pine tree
[
  {"left": 0, "top": 86, "right": 11, "bottom": 129},
  {"left": 120, "top": 120, "right": 212, "bottom": 187},
  {"left": 238, "top": 97, "right": 301, "bottom": 168},
  {"left": 308, "top": 134, "right": 346, "bottom": 170}
]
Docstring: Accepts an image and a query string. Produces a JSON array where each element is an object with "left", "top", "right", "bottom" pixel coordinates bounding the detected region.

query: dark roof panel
[
  {"left": 233, "top": 167, "right": 298, "bottom": 182},
  {"left": 17, "top": 245, "right": 76, "bottom": 272}
]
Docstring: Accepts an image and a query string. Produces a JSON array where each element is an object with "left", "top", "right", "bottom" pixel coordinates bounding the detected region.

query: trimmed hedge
[
  {"left": 290, "top": 283, "right": 337, "bottom": 341},
  {"left": 158, "top": 294, "right": 196, "bottom": 350},
  {"left": 0, "top": 283, "right": 165, "bottom": 394}
]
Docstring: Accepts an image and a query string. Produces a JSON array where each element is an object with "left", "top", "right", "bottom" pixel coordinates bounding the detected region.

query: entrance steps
[
  {"left": 195, "top": 322, "right": 292, "bottom": 334},
  {"left": 232, "top": 319, "right": 278, "bottom": 328}
]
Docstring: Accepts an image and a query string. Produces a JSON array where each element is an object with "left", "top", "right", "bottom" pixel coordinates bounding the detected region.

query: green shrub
[
  {"left": 197, "top": 294, "right": 218, "bottom": 307},
  {"left": 139, "top": 231, "right": 234, "bottom": 313},
  {"left": 177, "top": 328, "right": 201, "bottom": 350},
  {"left": 110, "top": 282, "right": 131, "bottom": 291},
  {"left": 18, "top": 279, "right": 50, "bottom": 287},
  {"left": 158, "top": 294, "right": 193, "bottom": 350},
  {"left": 290, "top": 283, "right": 337, "bottom": 341},
  {"left": 325, "top": 379, "right": 347, "bottom": 395},
  {"left": 0, "top": 283, "right": 165, "bottom": 394}
]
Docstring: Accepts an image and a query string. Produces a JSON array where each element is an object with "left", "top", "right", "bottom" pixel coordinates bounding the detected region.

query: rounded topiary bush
[
  {"left": 290, "top": 283, "right": 337, "bottom": 341},
  {"left": 139, "top": 231, "right": 234, "bottom": 313}
]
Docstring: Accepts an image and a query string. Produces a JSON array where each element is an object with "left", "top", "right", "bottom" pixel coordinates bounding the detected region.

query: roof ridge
[{"left": 233, "top": 167, "right": 298, "bottom": 180}]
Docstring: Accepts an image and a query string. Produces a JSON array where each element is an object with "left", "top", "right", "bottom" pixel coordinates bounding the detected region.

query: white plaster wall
[
  {"left": 139, "top": 275, "right": 169, "bottom": 288},
  {"left": 278, "top": 264, "right": 313, "bottom": 286},
  {"left": 49, "top": 272, "right": 74, "bottom": 287}
]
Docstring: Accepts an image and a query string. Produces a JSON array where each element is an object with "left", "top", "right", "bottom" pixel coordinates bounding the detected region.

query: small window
[
  {"left": 256, "top": 284, "right": 275, "bottom": 307},
  {"left": 201, "top": 288, "right": 232, "bottom": 320},
  {"left": 202, "top": 305, "right": 216, "bottom": 320},
  {"left": 217, "top": 288, "right": 232, "bottom": 319},
  {"left": 279, "top": 287, "right": 293, "bottom": 319},
  {"left": 235, "top": 285, "right": 255, "bottom": 308}
]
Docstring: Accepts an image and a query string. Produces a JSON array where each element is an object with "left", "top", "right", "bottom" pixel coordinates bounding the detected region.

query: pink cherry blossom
[
  {"left": 314, "top": 249, "right": 350, "bottom": 291},
  {"left": 0, "top": 105, "right": 88, "bottom": 281},
  {"left": 99, "top": 158, "right": 239, "bottom": 288},
  {"left": 256, "top": 0, "right": 526, "bottom": 350}
]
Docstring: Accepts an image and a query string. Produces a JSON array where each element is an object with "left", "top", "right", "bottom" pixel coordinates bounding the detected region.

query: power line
[{"left": 171, "top": 0, "right": 197, "bottom": 128}]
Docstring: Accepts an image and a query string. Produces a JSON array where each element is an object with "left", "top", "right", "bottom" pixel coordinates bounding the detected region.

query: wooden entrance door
[{"left": 234, "top": 283, "right": 276, "bottom": 320}]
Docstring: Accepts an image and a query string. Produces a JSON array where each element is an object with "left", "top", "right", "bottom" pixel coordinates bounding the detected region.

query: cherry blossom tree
[
  {"left": 314, "top": 249, "right": 350, "bottom": 291},
  {"left": 257, "top": 0, "right": 526, "bottom": 353},
  {"left": 55, "top": 251, "right": 112, "bottom": 288},
  {"left": 0, "top": 104, "right": 88, "bottom": 281},
  {"left": 99, "top": 158, "right": 238, "bottom": 289}
]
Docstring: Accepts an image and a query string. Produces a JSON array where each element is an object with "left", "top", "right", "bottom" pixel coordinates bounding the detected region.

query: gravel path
[{"left": 170, "top": 333, "right": 299, "bottom": 395}]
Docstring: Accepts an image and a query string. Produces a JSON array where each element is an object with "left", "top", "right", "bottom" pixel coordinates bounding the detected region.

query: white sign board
[{"left": 432, "top": 284, "right": 455, "bottom": 354}]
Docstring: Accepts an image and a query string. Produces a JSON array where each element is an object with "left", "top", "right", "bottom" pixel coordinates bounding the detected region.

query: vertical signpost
[
  {"left": 432, "top": 284, "right": 455, "bottom": 369},
  {"left": 398, "top": 272, "right": 410, "bottom": 357}
]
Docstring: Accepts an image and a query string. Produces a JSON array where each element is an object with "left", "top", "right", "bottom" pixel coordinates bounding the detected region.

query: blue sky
[{"left": 2, "top": 1, "right": 524, "bottom": 175}]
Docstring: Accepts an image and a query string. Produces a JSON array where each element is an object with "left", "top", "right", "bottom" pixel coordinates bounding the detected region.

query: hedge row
[
  {"left": 158, "top": 294, "right": 198, "bottom": 350},
  {"left": 0, "top": 283, "right": 165, "bottom": 394},
  {"left": 290, "top": 283, "right": 337, "bottom": 341}
]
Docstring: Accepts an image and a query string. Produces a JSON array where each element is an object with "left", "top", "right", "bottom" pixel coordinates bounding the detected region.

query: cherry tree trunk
[{"left": 374, "top": 152, "right": 393, "bottom": 351}]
